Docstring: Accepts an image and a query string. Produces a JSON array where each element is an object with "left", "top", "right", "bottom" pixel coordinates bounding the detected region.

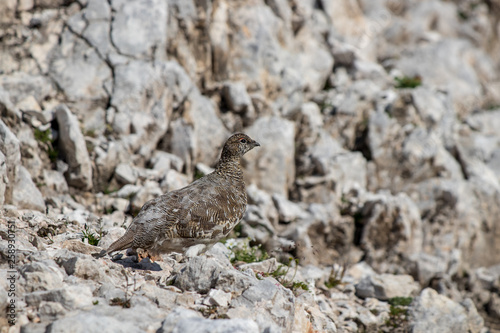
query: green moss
[
  {"left": 194, "top": 169, "right": 204, "bottom": 180},
  {"left": 389, "top": 297, "right": 413, "bottom": 307},
  {"left": 34, "top": 128, "right": 52, "bottom": 143},
  {"left": 384, "top": 297, "right": 413, "bottom": 329},
  {"left": 394, "top": 76, "right": 422, "bottom": 89},
  {"left": 47, "top": 146, "right": 59, "bottom": 162},
  {"left": 85, "top": 129, "right": 97, "bottom": 138}
]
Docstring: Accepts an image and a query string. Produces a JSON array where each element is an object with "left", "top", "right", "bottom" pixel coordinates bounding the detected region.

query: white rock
[
  {"left": 55, "top": 105, "right": 93, "bottom": 190},
  {"left": 42, "top": 169, "right": 69, "bottom": 194},
  {"left": 12, "top": 165, "right": 45, "bottom": 212},
  {"left": 98, "top": 227, "right": 126, "bottom": 249},
  {"left": 48, "top": 312, "right": 144, "bottom": 333},
  {"left": 0, "top": 119, "right": 21, "bottom": 204},
  {"left": 355, "top": 273, "right": 420, "bottom": 301},
  {"left": 114, "top": 163, "right": 138, "bottom": 185},
  {"left": 150, "top": 151, "right": 184, "bottom": 173},
  {"left": 222, "top": 81, "right": 253, "bottom": 113},
  {"left": 110, "top": 0, "right": 167, "bottom": 59},
  {"left": 160, "top": 169, "right": 190, "bottom": 193},
  {"left": 49, "top": 29, "right": 111, "bottom": 106},
  {"left": 272, "top": 194, "right": 309, "bottom": 223},
  {"left": 24, "top": 285, "right": 93, "bottom": 310},
  {"left": 409, "top": 288, "right": 483, "bottom": 333},
  {"left": 245, "top": 116, "right": 295, "bottom": 197},
  {"left": 114, "top": 184, "right": 141, "bottom": 199},
  {"left": 207, "top": 289, "right": 232, "bottom": 307},
  {"left": 130, "top": 180, "right": 162, "bottom": 212}
]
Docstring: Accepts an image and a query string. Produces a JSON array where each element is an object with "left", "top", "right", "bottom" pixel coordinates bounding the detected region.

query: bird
[{"left": 97, "top": 133, "right": 260, "bottom": 260}]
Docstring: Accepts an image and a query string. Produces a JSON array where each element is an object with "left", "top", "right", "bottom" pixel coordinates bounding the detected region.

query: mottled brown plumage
[{"left": 101, "top": 133, "right": 260, "bottom": 258}]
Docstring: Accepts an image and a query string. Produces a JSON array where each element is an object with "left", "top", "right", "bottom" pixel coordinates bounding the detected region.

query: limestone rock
[
  {"left": 19, "top": 260, "right": 66, "bottom": 292},
  {"left": 47, "top": 312, "right": 143, "bottom": 333},
  {"left": 48, "top": 29, "right": 111, "bottom": 111},
  {"left": 222, "top": 81, "right": 254, "bottom": 114},
  {"left": 357, "top": 191, "right": 423, "bottom": 271},
  {"left": 12, "top": 165, "right": 45, "bottom": 212},
  {"left": 55, "top": 105, "right": 93, "bottom": 190},
  {"left": 111, "top": 0, "right": 168, "bottom": 59},
  {"left": 0, "top": 119, "right": 21, "bottom": 204},
  {"left": 158, "top": 307, "right": 260, "bottom": 333},
  {"left": 409, "top": 288, "right": 483, "bottom": 333},
  {"left": 24, "top": 285, "right": 93, "bottom": 310},
  {"left": 355, "top": 273, "right": 420, "bottom": 301},
  {"left": 245, "top": 116, "right": 295, "bottom": 197},
  {"left": 114, "top": 163, "right": 138, "bottom": 185},
  {"left": 174, "top": 256, "right": 230, "bottom": 294},
  {"left": 272, "top": 194, "right": 309, "bottom": 224}
]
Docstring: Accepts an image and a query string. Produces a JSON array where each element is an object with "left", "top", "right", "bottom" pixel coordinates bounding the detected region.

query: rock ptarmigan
[{"left": 99, "top": 133, "right": 260, "bottom": 259}]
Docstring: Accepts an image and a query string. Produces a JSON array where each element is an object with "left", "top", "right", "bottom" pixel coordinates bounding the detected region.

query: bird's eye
[{"left": 239, "top": 138, "right": 247, "bottom": 143}]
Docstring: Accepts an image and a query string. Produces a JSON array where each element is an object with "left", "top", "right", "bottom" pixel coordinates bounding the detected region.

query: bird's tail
[{"left": 93, "top": 231, "right": 134, "bottom": 258}]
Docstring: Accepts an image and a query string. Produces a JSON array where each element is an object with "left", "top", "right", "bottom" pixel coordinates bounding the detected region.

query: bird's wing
[
  {"left": 175, "top": 184, "right": 244, "bottom": 239},
  {"left": 125, "top": 176, "right": 245, "bottom": 250}
]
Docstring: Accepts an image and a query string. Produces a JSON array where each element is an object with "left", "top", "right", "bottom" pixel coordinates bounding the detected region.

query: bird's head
[{"left": 222, "top": 133, "right": 260, "bottom": 159}]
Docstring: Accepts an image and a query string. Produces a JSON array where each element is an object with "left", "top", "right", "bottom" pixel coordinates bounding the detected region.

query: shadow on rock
[{"left": 112, "top": 256, "right": 162, "bottom": 271}]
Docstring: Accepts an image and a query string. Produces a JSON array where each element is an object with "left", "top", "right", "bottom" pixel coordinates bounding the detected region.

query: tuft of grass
[
  {"left": 47, "top": 146, "right": 59, "bottom": 162},
  {"left": 34, "top": 128, "right": 59, "bottom": 162},
  {"left": 384, "top": 297, "right": 413, "bottom": 329},
  {"left": 109, "top": 297, "right": 130, "bottom": 308},
  {"left": 85, "top": 129, "right": 97, "bottom": 138},
  {"left": 103, "top": 186, "right": 119, "bottom": 195},
  {"left": 389, "top": 297, "right": 413, "bottom": 307},
  {"left": 325, "top": 264, "right": 346, "bottom": 289},
  {"left": 194, "top": 169, "right": 204, "bottom": 180},
  {"left": 225, "top": 239, "right": 269, "bottom": 264},
  {"left": 225, "top": 239, "right": 309, "bottom": 293},
  {"left": 258, "top": 258, "right": 309, "bottom": 293},
  {"left": 81, "top": 224, "right": 102, "bottom": 246},
  {"left": 394, "top": 75, "right": 422, "bottom": 89},
  {"left": 291, "top": 281, "right": 309, "bottom": 292},
  {"left": 34, "top": 128, "right": 52, "bottom": 143}
]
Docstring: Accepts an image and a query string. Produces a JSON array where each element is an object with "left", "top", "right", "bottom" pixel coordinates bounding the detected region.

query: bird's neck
[{"left": 215, "top": 156, "right": 243, "bottom": 181}]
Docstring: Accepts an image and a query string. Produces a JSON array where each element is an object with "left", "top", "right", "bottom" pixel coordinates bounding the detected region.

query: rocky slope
[{"left": 1, "top": 0, "right": 500, "bottom": 332}]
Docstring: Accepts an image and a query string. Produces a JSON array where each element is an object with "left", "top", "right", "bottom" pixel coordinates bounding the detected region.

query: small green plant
[
  {"left": 47, "top": 146, "right": 58, "bottom": 162},
  {"left": 34, "top": 128, "right": 52, "bottom": 143},
  {"left": 103, "top": 186, "right": 119, "bottom": 195},
  {"left": 486, "top": 104, "right": 500, "bottom": 111},
  {"left": 194, "top": 169, "right": 205, "bottom": 180},
  {"left": 34, "top": 128, "right": 59, "bottom": 162},
  {"left": 92, "top": 300, "right": 99, "bottom": 305},
  {"left": 457, "top": 10, "right": 468, "bottom": 20},
  {"left": 104, "top": 206, "right": 114, "bottom": 215},
  {"left": 109, "top": 297, "right": 130, "bottom": 308},
  {"left": 291, "top": 281, "right": 309, "bottom": 291},
  {"left": 394, "top": 75, "right": 422, "bottom": 89},
  {"left": 325, "top": 264, "right": 346, "bottom": 289},
  {"left": 224, "top": 238, "right": 269, "bottom": 264},
  {"left": 389, "top": 297, "right": 413, "bottom": 307},
  {"left": 258, "top": 258, "right": 309, "bottom": 293},
  {"left": 384, "top": 297, "right": 413, "bottom": 329},
  {"left": 85, "top": 129, "right": 97, "bottom": 138},
  {"left": 81, "top": 224, "right": 102, "bottom": 246}
]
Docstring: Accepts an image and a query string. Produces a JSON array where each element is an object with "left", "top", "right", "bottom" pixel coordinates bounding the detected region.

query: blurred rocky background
[{"left": 1, "top": 0, "right": 500, "bottom": 332}]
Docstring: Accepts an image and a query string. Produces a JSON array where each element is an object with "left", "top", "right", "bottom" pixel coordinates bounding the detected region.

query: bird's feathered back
[{"left": 102, "top": 133, "right": 260, "bottom": 257}]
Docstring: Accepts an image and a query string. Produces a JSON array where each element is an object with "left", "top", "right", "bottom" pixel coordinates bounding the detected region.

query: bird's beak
[{"left": 253, "top": 141, "right": 261, "bottom": 147}]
